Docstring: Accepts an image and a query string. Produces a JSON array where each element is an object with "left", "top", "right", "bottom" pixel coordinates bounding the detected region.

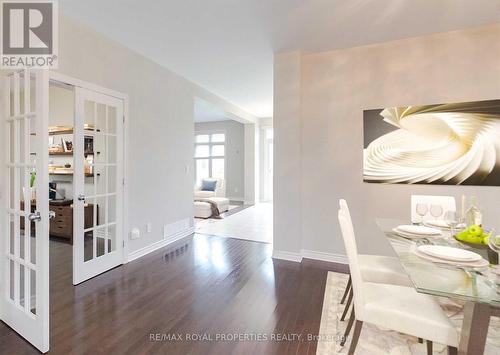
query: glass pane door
[
  {"left": 2, "top": 69, "right": 50, "bottom": 352},
  {"left": 73, "top": 87, "right": 123, "bottom": 284}
]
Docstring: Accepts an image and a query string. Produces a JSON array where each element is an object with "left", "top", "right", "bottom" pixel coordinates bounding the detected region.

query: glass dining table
[{"left": 376, "top": 218, "right": 500, "bottom": 355}]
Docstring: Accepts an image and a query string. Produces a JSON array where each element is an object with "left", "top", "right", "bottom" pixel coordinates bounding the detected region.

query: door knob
[
  {"left": 28, "top": 212, "right": 42, "bottom": 222},
  {"left": 77, "top": 194, "right": 86, "bottom": 201}
]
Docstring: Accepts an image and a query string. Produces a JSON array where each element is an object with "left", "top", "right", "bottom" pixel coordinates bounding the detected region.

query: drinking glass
[
  {"left": 416, "top": 203, "right": 428, "bottom": 224},
  {"left": 488, "top": 233, "right": 500, "bottom": 259},
  {"left": 444, "top": 210, "right": 458, "bottom": 236},
  {"left": 486, "top": 231, "right": 500, "bottom": 278},
  {"left": 430, "top": 204, "right": 443, "bottom": 219}
]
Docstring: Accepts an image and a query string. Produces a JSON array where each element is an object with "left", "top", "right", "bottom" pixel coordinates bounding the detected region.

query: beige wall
[
  {"left": 274, "top": 24, "right": 500, "bottom": 259},
  {"left": 273, "top": 51, "right": 302, "bottom": 259}
]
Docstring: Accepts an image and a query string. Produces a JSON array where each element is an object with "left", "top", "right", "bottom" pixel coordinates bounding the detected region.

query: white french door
[
  {"left": 1, "top": 70, "right": 50, "bottom": 352},
  {"left": 73, "top": 87, "right": 124, "bottom": 285}
]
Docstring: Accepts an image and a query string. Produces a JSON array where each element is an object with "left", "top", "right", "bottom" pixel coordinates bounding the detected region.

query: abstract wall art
[{"left": 363, "top": 100, "right": 500, "bottom": 186}]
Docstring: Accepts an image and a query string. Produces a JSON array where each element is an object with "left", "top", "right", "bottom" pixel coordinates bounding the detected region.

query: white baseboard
[
  {"left": 128, "top": 226, "right": 195, "bottom": 262},
  {"left": 301, "top": 249, "right": 348, "bottom": 264},
  {"left": 226, "top": 196, "right": 245, "bottom": 202},
  {"left": 272, "top": 250, "right": 302, "bottom": 262},
  {"left": 272, "top": 249, "right": 348, "bottom": 265}
]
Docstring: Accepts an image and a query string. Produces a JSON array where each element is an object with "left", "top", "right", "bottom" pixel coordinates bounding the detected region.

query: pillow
[{"left": 201, "top": 179, "right": 217, "bottom": 192}]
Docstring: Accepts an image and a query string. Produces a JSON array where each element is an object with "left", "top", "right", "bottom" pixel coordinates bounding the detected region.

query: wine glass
[
  {"left": 487, "top": 232, "right": 500, "bottom": 280},
  {"left": 416, "top": 203, "right": 428, "bottom": 224},
  {"left": 444, "top": 210, "right": 458, "bottom": 236},
  {"left": 488, "top": 233, "right": 500, "bottom": 259},
  {"left": 430, "top": 204, "right": 443, "bottom": 219}
]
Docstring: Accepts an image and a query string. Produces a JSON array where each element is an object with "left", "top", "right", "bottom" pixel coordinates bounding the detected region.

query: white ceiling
[
  {"left": 60, "top": 0, "right": 500, "bottom": 118},
  {"left": 194, "top": 98, "right": 231, "bottom": 123}
]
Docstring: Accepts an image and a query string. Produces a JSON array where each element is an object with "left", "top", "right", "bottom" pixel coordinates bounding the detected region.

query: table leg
[{"left": 458, "top": 302, "right": 490, "bottom": 355}]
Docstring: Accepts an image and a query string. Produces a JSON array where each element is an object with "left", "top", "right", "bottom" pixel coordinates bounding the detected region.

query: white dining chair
[
  {"left": 411, "top": 195, "right": 456, "bottom": 224},
  {"left": 338, "top": 200, "right": 411, "bottom": 322},
  {"left": 338, "top": 205, "right": 458, "bottom": 355}
]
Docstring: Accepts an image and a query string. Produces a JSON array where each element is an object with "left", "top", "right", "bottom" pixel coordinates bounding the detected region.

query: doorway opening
[
  {"left": 192, "top": 97, "right": 273, "bottom": 244},
  {"left": 193, "top": 98, "right": 251, "bottom": 222},
  {"left": 48, "top": 76, "right": 126, "bottom": 286}
]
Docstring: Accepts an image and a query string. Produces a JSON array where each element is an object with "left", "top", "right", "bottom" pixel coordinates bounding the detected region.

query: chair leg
[
  {"left": 347, "top": 320, "right": 363, "bottom": 355},
  {"left": 340, "top": 308, "right": 355, "bottom": 346},
  {"left": 447, "top": 346, "right": 457, "bottom": 355},
  {"left": 340, "top": 289, "right": 352, "bottom": 321},
  {"left": 340, "top": 275, "right": 352, "bottom": 305},
  {"left": 426, "top": 340, "right": 433, "bottom": 355}
]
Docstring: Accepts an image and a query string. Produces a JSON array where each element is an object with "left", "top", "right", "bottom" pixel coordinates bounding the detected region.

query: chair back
[
  {"left": 411, "top": 195, "right": 456, "bottom": 223},
  {"left": 339, "top": 199, "right": 352, "bottom": 223},
  {"left": 338, "top": 200, "right": 366, "bottom": 319}
]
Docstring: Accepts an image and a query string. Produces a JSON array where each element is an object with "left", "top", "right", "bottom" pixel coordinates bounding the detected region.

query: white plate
[
  {"left": 396, "top": 225, "right": 442, "bottom": 236},
  {"left": 417, "top": 245, "right": 482, "bottom": 262},
  {"left": 414, "top": 249, "right": 489, "bottom": 268},
  {"left": 424, "top": 220, "right": 450, "bottom": 229},
  {"left": 392, "top": 228, "right": 441, "bottom": 239}
]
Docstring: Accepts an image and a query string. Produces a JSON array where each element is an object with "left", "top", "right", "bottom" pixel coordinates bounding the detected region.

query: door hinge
[
  {"left": 123, "top": 115, "right": 125, "bottom": 124},
  {"left": 123, "top": 241, "right": 125, "bottom": 247},
  {"left": 122, "top": 178, "right": 125, "bottom": 186}
]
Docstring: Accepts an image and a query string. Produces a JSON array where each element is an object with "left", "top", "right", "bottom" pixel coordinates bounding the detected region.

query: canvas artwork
[{"left": 363, "top": 100, "right": 500, "bottom": 186}]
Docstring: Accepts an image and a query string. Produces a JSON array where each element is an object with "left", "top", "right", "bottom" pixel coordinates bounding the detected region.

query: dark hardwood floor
[{"left": 0, "top": 234, "right": 346, "bottom": 354}]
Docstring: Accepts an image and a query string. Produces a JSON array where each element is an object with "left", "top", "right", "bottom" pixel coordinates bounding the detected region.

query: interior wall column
[{"left": 272, "top": 51, "right": 303, "bottom": 261}]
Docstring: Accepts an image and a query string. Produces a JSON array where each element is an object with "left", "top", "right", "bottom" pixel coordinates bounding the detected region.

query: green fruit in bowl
[
  {"left": 466, "top": 235, "right": 484, "bottom": 244},
  {"left": 456, "top": 230, "right": 469, "bottom": 241},
  {"left": 467, "top": 225, "right": 483, "bottom": 237},
  {"left": 455, "top": 227, "right": 491, "bottom": 245},
  {"left": 483, "top": 235, "right": 490, "bottom": 245}
]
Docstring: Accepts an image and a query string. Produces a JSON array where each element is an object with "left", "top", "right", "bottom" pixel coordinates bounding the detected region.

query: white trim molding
[
  {"left": 301, "top": 250, "right": 348, "bottom": 264},
  {"left": 226, "top": 196, "right": 245, "bottom": 202},
  {"left": 128, "top": 226, "right": 195, "bottom": 263},
  {"left": 272, "top": 249, "right": 348, "bottom": 265},
  {"left": 272, "top": 250, "right": 302, "bottom": 263}
]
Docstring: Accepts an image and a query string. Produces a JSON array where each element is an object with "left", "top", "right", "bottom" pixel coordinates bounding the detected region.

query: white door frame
[
  {"left": 264, "top": 137, "right": 273, "bottom": 201},
  {"left": 48, "top": 71, "right": 129, "bottom": 265},
  {"left": 260, "top": 125, "right": 273, "bottom": 202}
]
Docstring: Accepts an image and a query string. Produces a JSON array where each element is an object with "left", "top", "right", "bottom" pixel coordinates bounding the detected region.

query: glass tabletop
[{"left": 376, "top": 218, "right": 500, "bottom": 306}]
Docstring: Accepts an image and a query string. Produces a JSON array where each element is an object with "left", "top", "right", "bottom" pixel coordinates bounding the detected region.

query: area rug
[{"left": 317, "top": 272, "right": 500, "bottom": 355}]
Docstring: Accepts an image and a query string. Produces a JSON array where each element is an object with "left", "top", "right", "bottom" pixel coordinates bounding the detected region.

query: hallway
[{"left": 195, "top": 203, "right": 273, "bottom": 244}]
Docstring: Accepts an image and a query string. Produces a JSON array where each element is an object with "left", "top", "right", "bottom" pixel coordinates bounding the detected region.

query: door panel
[
  {"left": 1, "top": 70, "right": 50, "bottom": 352},
  {"left": 73, "top": 87, "right": 123, "bottom": 285}
]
